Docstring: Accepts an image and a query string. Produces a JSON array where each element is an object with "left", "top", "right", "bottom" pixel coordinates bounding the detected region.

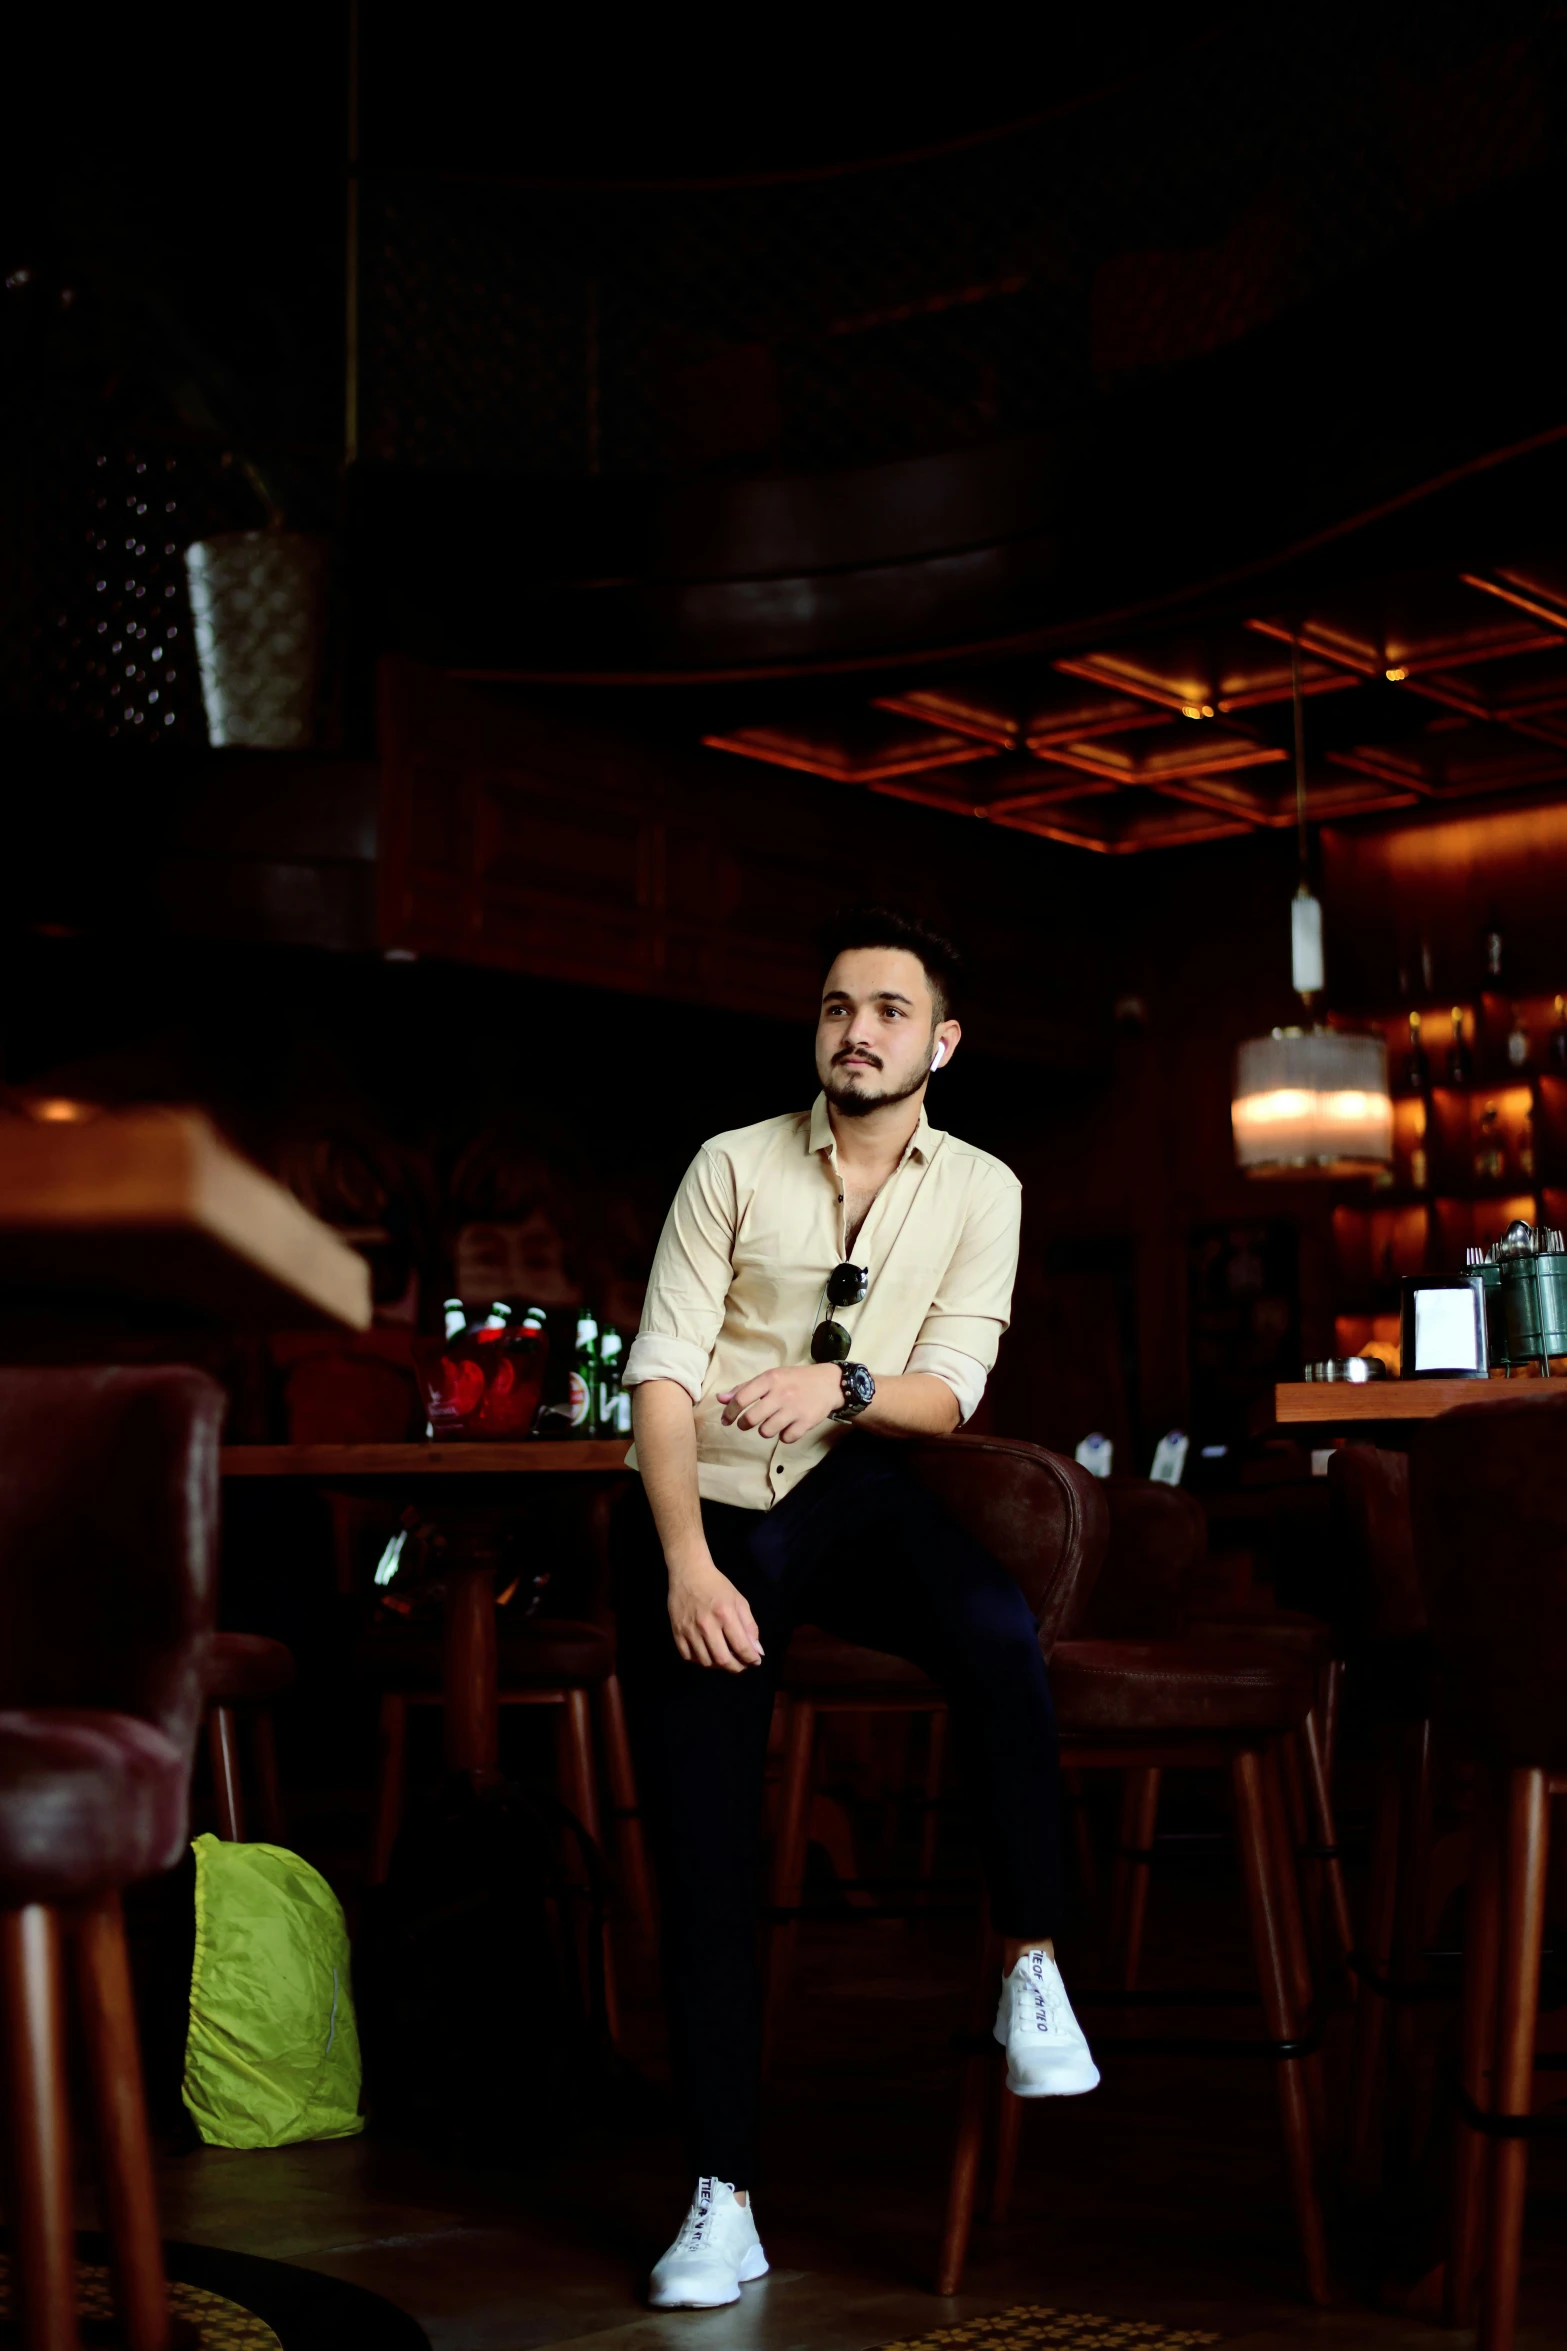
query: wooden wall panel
[{"left": 378, "top": 657, "right": 1102, "bottom": 1066}]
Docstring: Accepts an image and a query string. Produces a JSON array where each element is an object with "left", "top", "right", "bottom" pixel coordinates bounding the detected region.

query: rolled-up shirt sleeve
[
  {"left": 908, "top": 1168, "right": 1021, "bottom": 1387},
  {"left": 905, "top": 1341, "right": 989, "bottom": 1425},
  {"left": 622, "top": 1147, "right": 736, "bottom": 1404}
]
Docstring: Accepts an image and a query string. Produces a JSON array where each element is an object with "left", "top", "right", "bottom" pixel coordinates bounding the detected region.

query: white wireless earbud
[{"left": 929, "top": 1043, "right": 945, "bottom": 1071}]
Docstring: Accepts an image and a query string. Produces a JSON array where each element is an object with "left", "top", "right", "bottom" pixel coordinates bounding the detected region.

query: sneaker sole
[
  {"left": 648, "top": 2287, "right": 743, "bottom": 2309},
  {"left": 647, "top": 2253, "right": 768, "bottom": 2307},
  {"left": 1005, "top": 2059, "right": 1101, "bottom": 2098}
]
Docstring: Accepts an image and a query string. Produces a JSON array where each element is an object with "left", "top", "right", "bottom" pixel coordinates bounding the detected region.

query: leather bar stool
[
  {"left": 368, "top": 1614, "right": 655, "bottom": 2034},
  {"left": 764, "top": 1435, "right": 1108, "bottom": 2059},
  {"left": 1410, "top": 1393, "right": 1567, "bottom": 2351},
  {"left": 204, "top": 1632, "right": 296, "bottom": 1843},
  {"left": 1326, "top": 1444, "right": 1438, "bottom": 2198},
  {"left": 1085, "top": 1478, "right": 1351, "bottom": 1990},
  {"left": 1176, "top": 1509, "right": 1351, "bottom": 1976},
  {"left": 1078, "top": 1477, "right": 1203, "bottom": 1985},
  {"left": 0, "top": 1366, "right": 222, "bottom": 2351},
  {"left": 941, "top": 1630, "right": 1333, "bottom": 2307}
]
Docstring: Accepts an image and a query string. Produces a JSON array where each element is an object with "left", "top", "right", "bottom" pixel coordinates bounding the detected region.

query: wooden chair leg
[
  {"left": 207, "top": 1706, "right": 245, "bottom": 1842},
  {"left": 1262, "top": 1745, "right": 1328, "bottom": 2160},
  {"left": 936, "top": 1924, "right": 999, "bottom": 2295},
  {"left": 763, "top": 1697, "right": 815, "bottom": 2068},
  {"left": 1345, "top": 1735, "right": 1402, "bottom": 2198},
  {"left": 990, "top": 2081, "right": 1024, "bottom": 2224},
  {"left": 598, "top": 1672, "right": 656, "bottom": 1946},
  {"left": 1232, "top": 1747, "right": 1332, "bottom": 2307},
  {"left": 557, "top": 1687, "right": 619, "bottom": 2043},
  {"left": 1279, "top": 1735, "right": 1317, "bottom": 1955},
  {"left": 250, "top": 1709, "right": 286, "bottom": 1845},
  {"left": 1446, "top": 1772, "right": 1502, "bottom": 2328},
  {"left": 1480, "top": 1766, "right": 1550, "bottom": 2351},
  {"left": 557, "top": 1687, "right": 602, "bottom": 1842},
  {"left": 918, "top": 1706, "right": 948, "bottom": 1901},
  {"left": 1064, "top": 1767, "right": 1101, "bottom": 1917},
  {"left": 1318, "top": 1657, "right": 1343, "bottom": 1795},
  {"left": 73, "top": 1893, "right": 169, "bottom": 2351},
  {"left": 1, "top": 1903, "right": 80, "bottom": 2351},
  {"left": 1386, "top": 1715, "right": 1433, "bottom": 2181},
  {"left": 1299, "top": 1706, "right": 1354, "bottom": 1976},
  {"left": 1112, "top": 1766, "right": 1161, "bottom": 1990},
  {"left": 369, "top": 1691, "right": 408, "bottom": 1886}
]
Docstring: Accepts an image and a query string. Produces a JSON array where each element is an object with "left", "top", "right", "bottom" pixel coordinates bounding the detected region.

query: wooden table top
[
  {"left": 1276, "top": 1377, "right": 1567, "bottom": 1423},
  {"left": 0, "top": 1109, "right": 370, "bottom": 1329},
  {"left": 221, "top": 1439, "right": 632, "bottom": 1476}
]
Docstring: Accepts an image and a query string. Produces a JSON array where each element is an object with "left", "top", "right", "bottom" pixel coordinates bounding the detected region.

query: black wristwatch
[{"left": 830, "top": 1361, "right": 875, "bottom": 1421}]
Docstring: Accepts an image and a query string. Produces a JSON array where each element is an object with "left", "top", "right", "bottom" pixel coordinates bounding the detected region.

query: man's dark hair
[{"left": 818, "top": 906, "right": 967, "bottom": 1024}]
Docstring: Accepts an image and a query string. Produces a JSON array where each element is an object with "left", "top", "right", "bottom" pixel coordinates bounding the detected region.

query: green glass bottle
[{"left": 567, "top": 1311, "right": 600, "bottom": 1434}]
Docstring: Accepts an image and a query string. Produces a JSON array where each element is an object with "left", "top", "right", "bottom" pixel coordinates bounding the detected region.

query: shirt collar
[{"left": 807, "top": 1092, "right": 937, "bottom": 1166}]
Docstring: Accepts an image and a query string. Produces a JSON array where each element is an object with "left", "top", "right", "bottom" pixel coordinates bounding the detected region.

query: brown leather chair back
[
  {"left": 1077, "top": 1474, "right": 1206, "bottom": 1639},
  {"left": 0, "top": 1366, "right": 223, "bottom": 1758},
  {"left": 1328, "top": 1443, "right": 1424, "bottom": 1642},
  {"left": 904, "top": 1434, "right": 1108, "bottom": 1658},
  {"left": 1409, "top": 1394, "right": 1567, "bottom": 1768}
]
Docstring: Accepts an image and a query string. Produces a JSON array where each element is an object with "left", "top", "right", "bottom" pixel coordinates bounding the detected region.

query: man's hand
[
  {"left": 717, "top": 1361, "right": 843, "bottom": 1443},
  {"left": 667, "top": 1554, "right": 765, "bottom": 1672}
]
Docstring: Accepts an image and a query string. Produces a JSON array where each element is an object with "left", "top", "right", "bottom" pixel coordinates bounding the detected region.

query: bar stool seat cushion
[
  {"left": 205, "top": 1632, "right": 297, "bottom": 1705},
  {"left": 1051, "top": 1639, "right": 1317, "bottom": 1736},
  {"left": 369, "top": 1616, "right": 615, "bottom": 1690},
  {"left": 0, "top": 1709, "right": 189, "bottom": 1904},
  {"left": 782, "top": 1624, "right": 937, "bottom": 1695},
  {"left": 1183, "top": 1609, "right": 1337, "bottom": 1667}
]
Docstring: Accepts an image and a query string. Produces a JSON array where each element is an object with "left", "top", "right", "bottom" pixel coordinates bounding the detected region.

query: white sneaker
[
  {"left": 993, "top": 1948, "right": 1101, "bottom": 2097},
  {"left": 647, "top": 2177, "right": 769, "bottom": 2309}
]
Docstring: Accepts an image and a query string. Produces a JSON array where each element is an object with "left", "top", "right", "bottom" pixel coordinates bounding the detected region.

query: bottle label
[{"left": 567, "top": 1370, "right": 591, "bottom": 1427}]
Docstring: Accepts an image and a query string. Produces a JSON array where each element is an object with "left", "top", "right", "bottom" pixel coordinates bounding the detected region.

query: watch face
[{"left": 845, "top": 1363, "right": 874, "bottom": 1405}]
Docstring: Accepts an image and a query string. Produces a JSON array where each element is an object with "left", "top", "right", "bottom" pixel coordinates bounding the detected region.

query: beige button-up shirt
[{"left": 622, "top": 1094, "right": 1021, "bottom": 1511}]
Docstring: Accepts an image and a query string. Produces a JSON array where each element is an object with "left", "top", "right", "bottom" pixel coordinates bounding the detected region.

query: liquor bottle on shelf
[
  {"left": 567, "top": 1310, "right": 600, "bottom": 1433},
  {"left": 1405, "top": 1010, "right": 1430, "bottom": 1092},
  {"left": 1519, "top": 1109, "right": 1537, "bottom": 1185},
  {"left": 1552, "top": 995, "right": 1567, "bottom": 1072},
  {"left": 1410, "top": 1122, "right": 1428, "bottom": 1192},
  {"left": 1484, "top": 921, "right": 1504, "bottom": 982},
  {"left": 1475, "top": 1103, "right": 1505, "bottom": 1185},
  {"left": 1507, "top": 1003, "right": 1531, "bottom": 1071},
  {"left": 596, "top": 1328, "right": 625, "bottom": 1437},
  {"left": 1447, "top": 1006, "right": 1473, "bottom": 1086}
]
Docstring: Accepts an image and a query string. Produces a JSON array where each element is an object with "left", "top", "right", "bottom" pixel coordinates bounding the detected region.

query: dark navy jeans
[{"left": 613, "top": 1437, "right": 1062, "bottom": 2186}]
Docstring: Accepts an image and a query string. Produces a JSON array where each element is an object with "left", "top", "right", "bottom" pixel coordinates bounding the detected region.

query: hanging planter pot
[{"left": 184, "top": 530, "right": 329, "bottom": 749}]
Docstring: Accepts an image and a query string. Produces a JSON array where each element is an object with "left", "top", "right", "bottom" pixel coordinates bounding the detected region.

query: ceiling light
[
  {"left": 27, "top": 1098, "right": 99, "bottom": 1123},
  {"left": 1232, "top": 646, "right": 1392, "bottom": 1177},
  {"left": 1385, "top": 666, "right": 1407, "bottom": 682}
]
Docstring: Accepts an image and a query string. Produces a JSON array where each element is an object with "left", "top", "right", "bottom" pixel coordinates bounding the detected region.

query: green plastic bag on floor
[{"left": 182, "top": 1832, "right": 365, "bottom": 2149}]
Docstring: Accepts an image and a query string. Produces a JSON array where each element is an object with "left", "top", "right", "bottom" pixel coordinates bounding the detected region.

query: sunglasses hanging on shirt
[{"left": 811, "top": 1260, "right": 869, "bottom": 1363}]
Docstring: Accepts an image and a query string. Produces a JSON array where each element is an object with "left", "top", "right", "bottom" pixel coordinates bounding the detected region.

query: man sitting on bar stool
[{"left": 616, "top": 906, "right": 1098, "bottom": 2312}]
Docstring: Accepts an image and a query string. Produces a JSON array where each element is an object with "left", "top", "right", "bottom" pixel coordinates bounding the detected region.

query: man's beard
[{"left": 823, "top": 1054, "right": 928, "bottom": 1118}]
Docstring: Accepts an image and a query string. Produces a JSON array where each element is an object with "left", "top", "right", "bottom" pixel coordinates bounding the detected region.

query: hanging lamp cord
[{"left": 1292, "top": 642, "right": 1308, "bottom": 874}]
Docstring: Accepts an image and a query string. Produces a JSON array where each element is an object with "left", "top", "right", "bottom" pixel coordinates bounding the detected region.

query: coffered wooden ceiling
[{"left": 703, "top": 557, "right": 1567, "bottom": 853}]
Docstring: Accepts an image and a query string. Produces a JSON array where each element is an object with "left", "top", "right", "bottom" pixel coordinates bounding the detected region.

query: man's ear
[{"left": 929, "top": 1018, "right": 961, "bottom": 1072}]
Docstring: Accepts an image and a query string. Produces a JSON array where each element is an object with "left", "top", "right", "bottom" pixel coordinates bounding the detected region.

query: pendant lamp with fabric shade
[{"left": 1231, "top": 655, "right": 1393, "bottom": 1177}]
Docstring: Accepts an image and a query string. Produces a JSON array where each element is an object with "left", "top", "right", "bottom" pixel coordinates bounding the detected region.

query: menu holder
[{"left": 1398, "top": 1275, "right": 1489, "bottom": 1380}]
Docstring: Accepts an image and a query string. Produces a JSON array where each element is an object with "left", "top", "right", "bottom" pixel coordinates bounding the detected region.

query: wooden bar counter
[{"left": 1276, "top": 1376, "right": 1567, "bottom": 1423}]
